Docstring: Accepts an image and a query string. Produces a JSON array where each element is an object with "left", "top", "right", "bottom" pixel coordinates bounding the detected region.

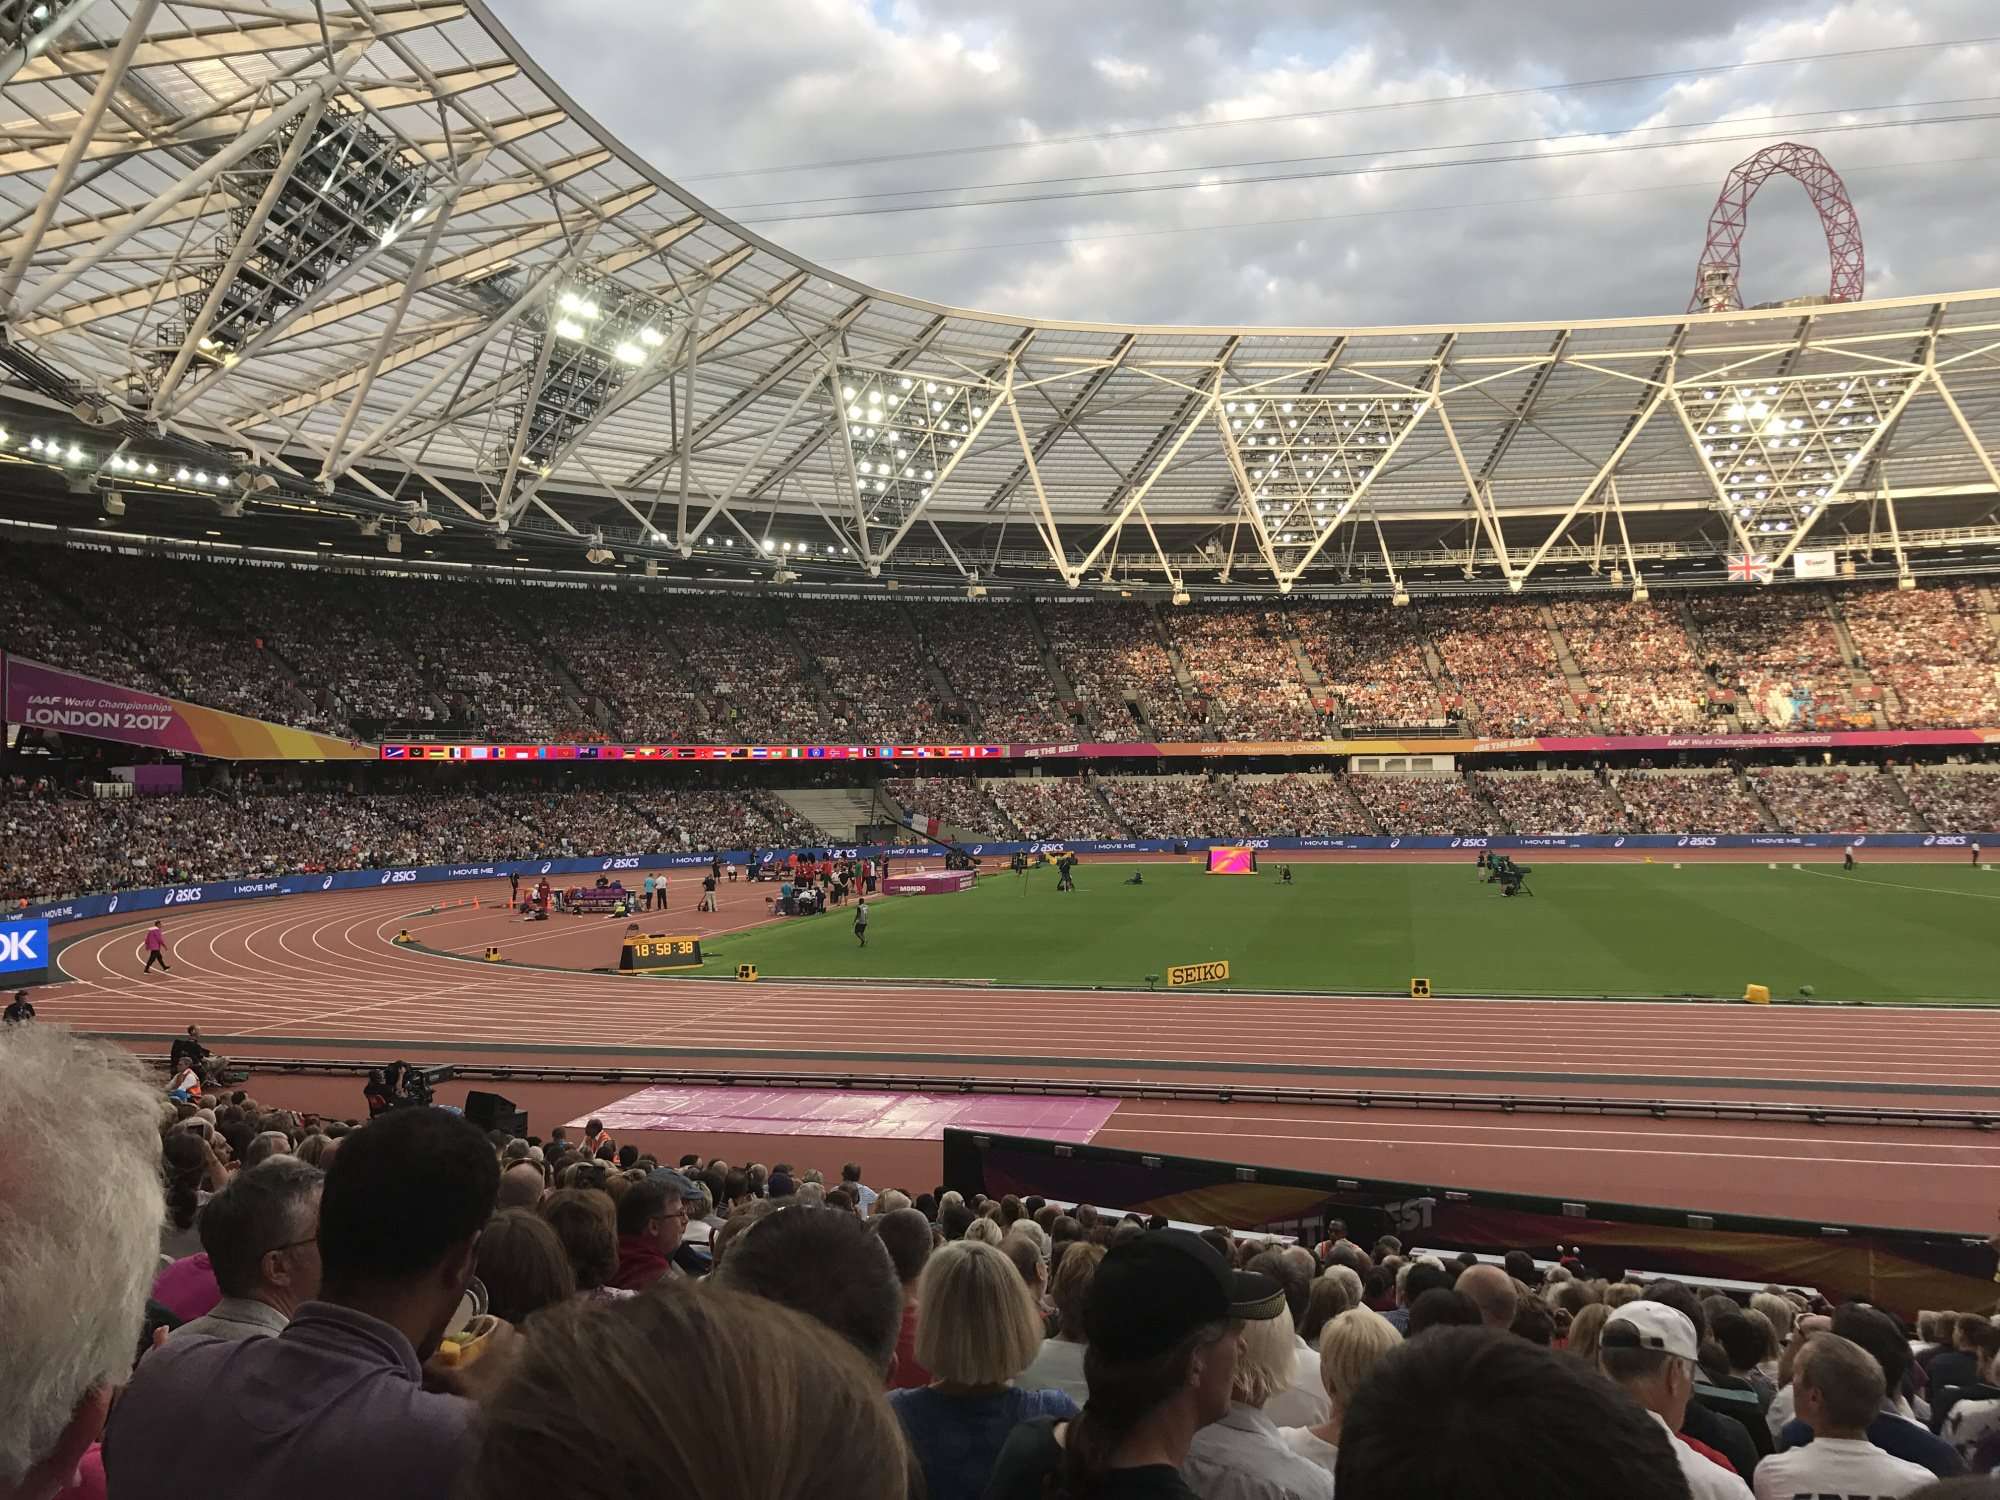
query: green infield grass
[{"left": 687, "top": 859, "right": 2000, "bottom": 1002}]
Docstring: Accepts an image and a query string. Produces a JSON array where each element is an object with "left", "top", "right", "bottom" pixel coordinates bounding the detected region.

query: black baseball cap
[{"left": 1085, "top": 1228, "right": 1285, "bottom": 1361}]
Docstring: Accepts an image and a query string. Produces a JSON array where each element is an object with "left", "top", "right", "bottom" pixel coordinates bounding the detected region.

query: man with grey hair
[
  {"left": 1753, "top": 1333, "right": 1931, "bottom": 1500},
  {"left": 241, "top": 1130, "right": 293, "bottom": 1169},
  {"left": 172, "top": 1158, "right": 324, "bottom": 1343},
  {"left": 0, "top": 1027, "right": 164, "bottom": 1500}
]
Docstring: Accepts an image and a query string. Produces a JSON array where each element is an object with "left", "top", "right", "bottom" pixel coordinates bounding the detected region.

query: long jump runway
[{"left": 35, "top": 875, "right": 2000, "bottom": 1232}]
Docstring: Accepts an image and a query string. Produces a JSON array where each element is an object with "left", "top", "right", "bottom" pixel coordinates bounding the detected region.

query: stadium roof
[{"left": 2, "top": 0, "right": 2000, "bottom": 595}]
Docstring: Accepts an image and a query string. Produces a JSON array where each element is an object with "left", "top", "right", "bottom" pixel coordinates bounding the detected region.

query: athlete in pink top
[{"left": 142, "top": 920, "right": 170, "bottom": 974}]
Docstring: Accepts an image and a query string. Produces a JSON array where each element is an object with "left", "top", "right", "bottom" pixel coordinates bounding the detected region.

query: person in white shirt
[
  {"left": 1599, "top": 1301, "right": 1754, "bottom": 1500},
  {"left": 1753, "top": 1333, "right": 1932, "bottom": 1500},
  {"left": 1184, "top": 1301, "right": 1334, "bottom": 1500},
  {"left": 1279, "top": 1306, "right": 1401, "bottom": 1479}
]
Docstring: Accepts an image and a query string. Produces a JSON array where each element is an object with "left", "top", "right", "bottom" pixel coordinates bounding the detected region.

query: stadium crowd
[
  {"left": 1425, "top": 602, "right": 1591, "bottom": 737},
  {"left": 0, "top": 783, "right": 817, "bottom": 902},
  {"left": 985, "top": 776, "right": 1127, "bottom": 842},
  {"left": 8, "top": 1024, "right": 1991, "bottom": 1500},
  {"left": 909, "top": 603, "right": 1080, "bottom": 742},
  {"left": 5, "top": 542, "right": 2000, "bottom": 744},
  {"left": 1748, "top": 766, "right": 1915, "bottom": 836},
  {"left": 1898, "top": 765, "right": 2000, "bottom": 833},
  {"left": 1230, "top": 773, "right": 1372, "bottom": 837},
  {"left": 884, "top": 777, "right": 1014, "bottom": 839},
  {"left": 1039, "top": 602, "right": 1205, "bottom": 738},
  {"left": 1549, "top": 599, "right": 1724, "bottom": 735},
  {"left": 1097, "top": 775, "right": 1246, "bottom": 840},
  {"left": 1295, "top": 604, "right": 1450, "bottom": 731},
  {"left": 1610, "top": 769, "right": 1772, "bottom": 835},
  {"left": 1474, "top": 771, "right": 1632, "bottom": 834},
  {"left": 1347, "top": 774, "right": 1497, "bottom": 837},
  {"left": 1165, "top": 607, "right": 1325, "bottom": 740}
]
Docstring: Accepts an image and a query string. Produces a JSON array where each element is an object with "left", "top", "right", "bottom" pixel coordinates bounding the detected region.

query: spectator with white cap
[{"left": 1599, "top": 1301, "right": 1754, "bottom": 1500}]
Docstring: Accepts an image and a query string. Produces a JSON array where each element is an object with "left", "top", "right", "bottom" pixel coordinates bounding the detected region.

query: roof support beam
[{"left": 0, "top": 0, "right": 159, "bottom": 314}]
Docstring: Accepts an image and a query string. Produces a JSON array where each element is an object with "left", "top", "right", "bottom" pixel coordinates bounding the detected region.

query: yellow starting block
[
  {"left": 1743, "top": 983, "right": 1771, "bottom": 1004},
  {"left": 1410, "top": 977, "right": 1432, "bottom": 999},
  {"left": 737, "top": 963, "right": 759, "bottom": 982},
  {"left": 483, "top": 945, "right": 502, "bottom": 963}
]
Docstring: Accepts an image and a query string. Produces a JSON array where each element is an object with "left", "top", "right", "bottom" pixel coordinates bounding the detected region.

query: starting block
[
  {"left": 737, "top": 963, "right": 759, "bottom": 982},
  {"left": 1743, "top": 983, "right": 1771, "bottom": 1004},
  {"left": 483, "top": 945, "right": 502, "bottom": 963},
  {"left": 1410, "top": 977, "right": 1432, "bottom": 999}
]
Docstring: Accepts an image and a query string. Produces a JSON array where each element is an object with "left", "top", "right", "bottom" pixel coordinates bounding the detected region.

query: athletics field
[{"left": 691, "top": 859, "right": 2000, "bottom": 1002}]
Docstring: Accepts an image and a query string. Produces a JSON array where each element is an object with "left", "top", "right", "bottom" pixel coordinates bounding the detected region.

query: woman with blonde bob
[
  {"left": 1278, "top": 1306, "right": 1401, "bottom": 1479},
  {"left": 1185, "top": 1302, "right": 1336, "bottom": 1500},
  {"left": 462, "top": 1284, "right": 913, "bottom": 1500},
  {"left": 890, "top": 1239, "right": 1079, "bottom": 1499}
]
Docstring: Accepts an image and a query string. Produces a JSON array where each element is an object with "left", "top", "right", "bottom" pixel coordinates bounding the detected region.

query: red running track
[{"left": 35, "top": 876, "right": 2000, "bottom": 1233}]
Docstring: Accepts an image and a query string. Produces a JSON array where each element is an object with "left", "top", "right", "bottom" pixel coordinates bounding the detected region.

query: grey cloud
[{"left": 489, "top": 0, "right": 2000, "bottom": 326}]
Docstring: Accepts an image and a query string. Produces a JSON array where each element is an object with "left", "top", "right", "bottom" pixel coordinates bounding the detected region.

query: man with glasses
[
  {"left": 610, "top": 1170, "right": 697, "bottom": 1290},
  {"left": 173, "top": 1158, "right": 324, "bottom": 1342},
  {"left": 1600, "top": 1302, "right": 1754, "bottom": 1500}
]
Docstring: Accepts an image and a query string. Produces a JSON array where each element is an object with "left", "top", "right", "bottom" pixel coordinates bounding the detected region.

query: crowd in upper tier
[
  {"left": 11, "top": 1025, "right": 1995, "bottom": 1500},
  {"left": 7, "top": 762, "right": 2000, "bottom": 901},
  {"left": 4, "top": 543, "right": 1997, "bottom": 745}
]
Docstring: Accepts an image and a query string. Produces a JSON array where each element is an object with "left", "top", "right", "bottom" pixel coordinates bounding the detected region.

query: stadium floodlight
[
  {"left": 555, "top": 318, "right": 586, "bottom": 341},
  {"left": 761, "top": 538, "right": 775, "bottom": 552},
  {"left": 613, "top": 342, "right": 644, "bottom": 365},
  {"left": 639, "top": 326, "right": 665, "bottom": 348}
]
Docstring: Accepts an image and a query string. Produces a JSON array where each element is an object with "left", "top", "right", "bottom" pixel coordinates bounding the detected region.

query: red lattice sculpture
[{"left": 1687, "top": 142, "right": 1865, "bottom": 314}]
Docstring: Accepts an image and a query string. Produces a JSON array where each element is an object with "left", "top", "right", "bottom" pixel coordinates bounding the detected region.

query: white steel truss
[{"left": 0, "top": 0, "right": 1993, "bottom": 591}]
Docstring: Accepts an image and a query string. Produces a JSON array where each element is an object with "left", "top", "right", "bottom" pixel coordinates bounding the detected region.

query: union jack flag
[{"left": 1727, "top": 551, "right": 1773, "bottom": 584}]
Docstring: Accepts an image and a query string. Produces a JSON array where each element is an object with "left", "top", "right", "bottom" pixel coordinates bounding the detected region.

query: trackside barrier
[
  {"left": 21, "top": 830, "right": 1989, "bottom": 925},
  {"left": 124, "top": 1056, "right": 2000, "bottom": 1132}
]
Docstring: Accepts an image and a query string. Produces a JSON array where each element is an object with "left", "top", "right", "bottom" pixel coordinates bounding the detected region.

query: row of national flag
[{"left": 379, "top": 743, "right": 1007, "bottom": 762}]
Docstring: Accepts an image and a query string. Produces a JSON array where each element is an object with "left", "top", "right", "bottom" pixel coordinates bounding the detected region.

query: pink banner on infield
[
  {"left": 3, "top": 654, "right": 374, "bottom": 760},
  {"left": 574, "top": 1086, "right": 1120, "bottom": 1143}
]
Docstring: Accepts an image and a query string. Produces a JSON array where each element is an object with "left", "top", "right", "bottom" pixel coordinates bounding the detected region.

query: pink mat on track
[{"left": 572, "top": 1086, "right": 1119, "bottom": 1143}]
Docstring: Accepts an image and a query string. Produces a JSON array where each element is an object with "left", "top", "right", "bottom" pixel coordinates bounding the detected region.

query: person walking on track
[
  {"left": 142, "top": 920, "right": 170, "bottom": 975},
  {"left": 854, "top": 897, "right": 869, "bottom": 948}
]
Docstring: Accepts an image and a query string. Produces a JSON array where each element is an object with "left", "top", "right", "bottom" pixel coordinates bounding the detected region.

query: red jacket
[{"left": 611, "top": 1234, "right": 669, "bottom": 1291}]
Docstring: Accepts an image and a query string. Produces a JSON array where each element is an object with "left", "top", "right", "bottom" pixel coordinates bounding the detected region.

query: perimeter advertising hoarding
[
  {"left": 943, "top": 1130, "right": 1992, "bottom": 1316},
  {"left": 3, "top": 654, "right": 374, "bottom": 760}
]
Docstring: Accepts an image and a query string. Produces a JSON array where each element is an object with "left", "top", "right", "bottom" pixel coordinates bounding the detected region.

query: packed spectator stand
[
  {"left": 1474, "top": 771, "right": 1632, "bottom": 834},
  {"left": 1610, "top": 768, "right": 1772, "bottom": 835},
  {"left": 1097, "top": 774, "right": 1248, "bottom": 840},
  {"left": 907, "top": 603, "right": 1080, "bottom": 742},
  {"left": 985, "top": 775, "right": 1127, "bottom": 842},
  {"left": 883, "top": 776, "right": 1015, "bottom": 839},
  {"left": 1164, "top": 606, "right": 1325, "bottom": 741},
  {"left": 1749, "top": 766, "right": 1916, "bottom": 836},
  {"left": 9, "top": 1024, "right": 1990, "bottom": 1500},
  {"left": 5, "top": 542, "right": 2000, "bottom": 743}
]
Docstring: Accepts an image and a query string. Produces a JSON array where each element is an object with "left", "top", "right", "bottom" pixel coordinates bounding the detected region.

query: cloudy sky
[{"left": 489, "top": 0, "right": 2000, "bottom": 328}]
